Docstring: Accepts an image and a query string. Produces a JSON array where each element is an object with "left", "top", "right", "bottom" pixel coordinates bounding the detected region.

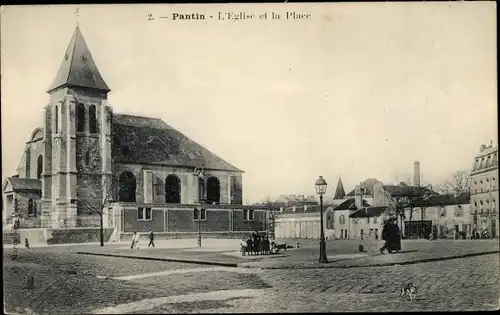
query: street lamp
[
  {"left": 193, "top": 166, "right": 205, "bottom": 247},
  {"left": 315, "top": 176, "right": 328, "bottom": 263}
]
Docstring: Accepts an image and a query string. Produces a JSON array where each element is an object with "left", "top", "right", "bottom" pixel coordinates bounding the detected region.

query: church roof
[
  {"left": 112, "top": 114, "right": 243, "bottom": 172},
  {"left": 4, "top": 177, "right": 41, "bottom": 192},
  {"left": 333, "top": 177, "right": 346, "bottom": 199},
  {"left": 48, "top": 26, "right": 110, "bottom": 93}
]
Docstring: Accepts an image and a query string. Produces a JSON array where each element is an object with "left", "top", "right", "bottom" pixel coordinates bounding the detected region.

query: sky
[{"left": 1, "top": 3, "right": 497, "bottom": 204}]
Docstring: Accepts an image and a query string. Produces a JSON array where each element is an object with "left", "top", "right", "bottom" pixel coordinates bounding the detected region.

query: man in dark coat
[
  {"left": 148, "top": 230, "right": 155, "bottom": 248},
  {"left": 380, "top": 218, "right": 401, "bottom": 254}
]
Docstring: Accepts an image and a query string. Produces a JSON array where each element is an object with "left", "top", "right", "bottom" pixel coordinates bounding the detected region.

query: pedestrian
[
  {"left": 380, "top": 218, "right": 401, "bottom": 254},
  {"left": 135, "top": 232, "right": 141, "bottom": 249},
  {"left": 246, "top": 236, "right": 254, "bottom": 255},
  {"left": 148, "top": 230, "right": 155, "bottom": 248},
  {"left": 240, "top": 237, "right": 248, "bottom": 256},
  {"left": 130, "top": 232, "right": 137, "bottom": 249},
  {"left": 25, "top": 238, "right": 30, "bottom": 250}
]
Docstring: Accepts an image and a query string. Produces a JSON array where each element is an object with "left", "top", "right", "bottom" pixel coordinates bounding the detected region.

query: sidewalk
[{"left": 72, "top": 239, "right": 499, "bottom": 269}]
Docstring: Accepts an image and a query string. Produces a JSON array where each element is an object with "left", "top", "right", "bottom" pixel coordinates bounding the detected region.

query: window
[
  {"left": 37, "top": 155, "right": 43, "bottom": 179},
  {"left": 244, "top": 209, "right": 254, "bottom": 221},
  {"left": 360, "top": 229, "right": 364, "bottom": 239},
  {"left": 76, "top": 103, "right": 86, "bottom": 132},
  {"left": 474, "top": 201, "right": 478, "bottom": 207},
  {"left": 374, "top": 217, "right": 378, "bottom": 224},
  {"left": 89, "top": 105, "right": 98, "bottom": 133},
  {"left": 366, "top": 217, "right": 370, "bottom": 224},
  {"left": 326, "top": 212, "right": 334, "bottom": 229},
  {"left": 340, "top": 229, "right": 344, "bottom": 239},
  {"left": 339, "top": 215, "right": 345, "bottom": 225},
  {"left": 28, "top": 199, "right": 36, "bottom": 217},
  {"left": 138, "top": 207, "right": 152, "bottom": 220},
  {"left": 54, "top": 105, "right": 59, "bottom": 133},
  {"left": 194, "top": 208, "right": 206, "bottom": 220},
  {"left": 353, "top": 218, "right": 359, "bottom": 224},
  {"left": 455, "top": 205, "right": 463, "bottom": 217}
]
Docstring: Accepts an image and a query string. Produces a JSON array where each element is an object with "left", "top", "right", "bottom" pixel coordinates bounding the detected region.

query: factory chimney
[{"left": 414, "top": 161, "right": 421, "bottom": 187}]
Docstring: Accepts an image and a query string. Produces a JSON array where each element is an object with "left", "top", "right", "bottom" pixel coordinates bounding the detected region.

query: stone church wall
[{"left": 113, "top": 162, "right": 243, "bottom": 205}]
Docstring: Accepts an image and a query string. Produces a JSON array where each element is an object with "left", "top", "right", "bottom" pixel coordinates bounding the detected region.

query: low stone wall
[
  {"left": 19, "top": 228, "right": 47, "bottom": 245},
  {"left": 47, "top": 228, "right": 114, "bottom": 244},
  {"left": 3, "top": 231, "right": 20, "bottom": 245},
  {"left": 119, "top": 231, "right": 265, "bottom": 242}
]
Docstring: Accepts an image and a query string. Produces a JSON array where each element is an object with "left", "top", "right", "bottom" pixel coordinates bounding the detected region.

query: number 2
[{"left": 148, "top": 13, "right": 154, "bottom": 20}]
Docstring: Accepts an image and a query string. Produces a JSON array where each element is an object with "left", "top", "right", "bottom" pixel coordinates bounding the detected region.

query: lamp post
[
  {"left": 193, "top": 166, "right": 205, "bottom": 247},
  {"left": 315, "top": 176, "right": 328, "bottom": 263}
]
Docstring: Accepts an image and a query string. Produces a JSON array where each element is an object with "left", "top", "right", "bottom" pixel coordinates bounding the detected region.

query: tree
[
  {"left": 384, "top": 188, "right": 433, "bottom": 239},
  {"left": 80, "top": 176, "right": 114, "bottom": 247},
  {"left": 435, "top": 170, "right": 471, "bottom": 195}
]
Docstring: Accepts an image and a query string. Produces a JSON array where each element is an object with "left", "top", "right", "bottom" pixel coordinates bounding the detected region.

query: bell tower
[{"left": 42, "top": 26, "right": 113, "bottom": 228}]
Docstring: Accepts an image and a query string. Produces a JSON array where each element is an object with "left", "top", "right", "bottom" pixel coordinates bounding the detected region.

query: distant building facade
[{"left": 469, "top": 142, "right": 499, "bottom": 238}]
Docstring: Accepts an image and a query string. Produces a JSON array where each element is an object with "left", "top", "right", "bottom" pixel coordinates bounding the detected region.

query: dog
[
  {"left": 295, "top": 242, "right": 301, "bottom": 248},
  {"left": 399, "top": 282, "right": 417, "bottom": 301}
]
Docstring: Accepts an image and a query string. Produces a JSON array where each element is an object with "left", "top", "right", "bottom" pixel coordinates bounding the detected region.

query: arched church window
[
  {"left": 206, "top": 177, "right": 220, "bottom": 204},
  {"left": 37, "top": 155, "right": 43, "bottom": 179},
  {"left": 165, "top": 174, "right": 181, "bottom": 203},
  {"left": 76, "top": 103, "right": 86, "bottom": 132},
  {"left": 28, "top": 199, "right": 36, "bottom": 217},
  {"left": 119, "top": 171, "right": 136, "bottom": 202},
  {"left": 54, "top": 105, "right": 59, "bottom": 134},
  {"left": 89, "top": 105, "right": 98, "bottom": 133}
]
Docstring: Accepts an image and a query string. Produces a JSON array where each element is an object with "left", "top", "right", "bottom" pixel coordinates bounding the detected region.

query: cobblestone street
[{"left": 3, "top": 243, "right": 499, "bottom": 313}]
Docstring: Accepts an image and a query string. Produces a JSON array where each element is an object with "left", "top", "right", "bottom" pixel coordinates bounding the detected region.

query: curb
[
  {"left": 236, "top": 250, "right": 500, "bottom": 269},
  {"left": 76, "top": 251, "right": 239, "bottom": 267}
]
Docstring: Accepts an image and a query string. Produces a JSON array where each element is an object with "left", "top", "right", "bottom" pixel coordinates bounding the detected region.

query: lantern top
[{"left": 315, "top": 176, "right": 328, "bottom": 195}]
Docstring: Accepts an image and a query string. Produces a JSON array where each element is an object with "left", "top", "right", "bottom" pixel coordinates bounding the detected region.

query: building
[
  {"left": 409, "top": 192, "right": 472, "bottom": 239},
  {"left": 275, "top": 194, "right": 318, "bottom": 206},
  {"left": 469, "top": 142, "right": 499, "bottom": 238},
  {"left": 2, "top": 26, "right": 269, "bottom": 241}
]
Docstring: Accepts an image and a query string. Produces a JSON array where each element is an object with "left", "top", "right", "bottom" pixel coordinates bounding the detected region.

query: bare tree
[
  {"left": 80, "top": 176, "right": 114, "bottom": 247},
  {"left": 383, "top": 189, "right": 432, "bottom": 239},
  {"left": 435, "top": 170, "right": 471, "bottom": 195}
]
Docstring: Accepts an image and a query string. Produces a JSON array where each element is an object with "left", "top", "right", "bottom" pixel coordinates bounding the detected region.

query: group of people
[
  {"left": 240, "top": 231, "right": 281, "bottom": 256},
  {"left": 130, "top": 231, "right": 155, "bottom": 249},
  {"left": 380, "top": 217, "right": 402, "bottom": 254}
]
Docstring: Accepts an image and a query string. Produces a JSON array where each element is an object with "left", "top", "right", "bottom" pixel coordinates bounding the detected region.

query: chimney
[
  {"left": 279, "top": 207, "right": 283, "bottom": 213},
  {"left": 304, "top": 204, "right": 308, "bottom": 211},
  {"left": 292, "top": 206, "right": 296, "bottom": 212},
  {"left": 354, "top": 185, "right": 363, "bottom": 209},
  {"left": 414, "top": 161, "right": 421, "bottom": 187},
  {"left": 490, "top": 140, "right": 493, "bottom": 147}
]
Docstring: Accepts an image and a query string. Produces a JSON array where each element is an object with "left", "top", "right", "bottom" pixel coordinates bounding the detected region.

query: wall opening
[
  {"left": 119, "top": 171, "right": 137, "bottom": 202},
  {"left": 76, "top": 103, "right": 86, "bottom": 132},
  {"left": 37, "top": 155, "right": 43, "bottom": 179},
  {"left": 206, "top": 176, "right": 220, "bottom": 204},
  {"left": 165, "top": 174, "right": 181, "bottom": 203}
]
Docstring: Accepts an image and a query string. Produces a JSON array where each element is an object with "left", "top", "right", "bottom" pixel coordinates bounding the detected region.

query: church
[{"left": 3, "top": 26, "right": 268, "bottom": 242}]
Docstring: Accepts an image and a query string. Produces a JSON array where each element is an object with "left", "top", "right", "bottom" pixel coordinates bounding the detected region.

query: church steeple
[
  {"left": 333, "top": 177, "right": 346, "bottom": 200},
  {"left": 48, "top": 26, "right": 110, "bottom": 93}
]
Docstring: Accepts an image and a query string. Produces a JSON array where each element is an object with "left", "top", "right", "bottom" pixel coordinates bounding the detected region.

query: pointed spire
[
  {"left": 333, "top": 177, "right": 346, "bottom": 200},
  {"left": 48, "top": 26, "right": 110, "bottom": 93}
]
